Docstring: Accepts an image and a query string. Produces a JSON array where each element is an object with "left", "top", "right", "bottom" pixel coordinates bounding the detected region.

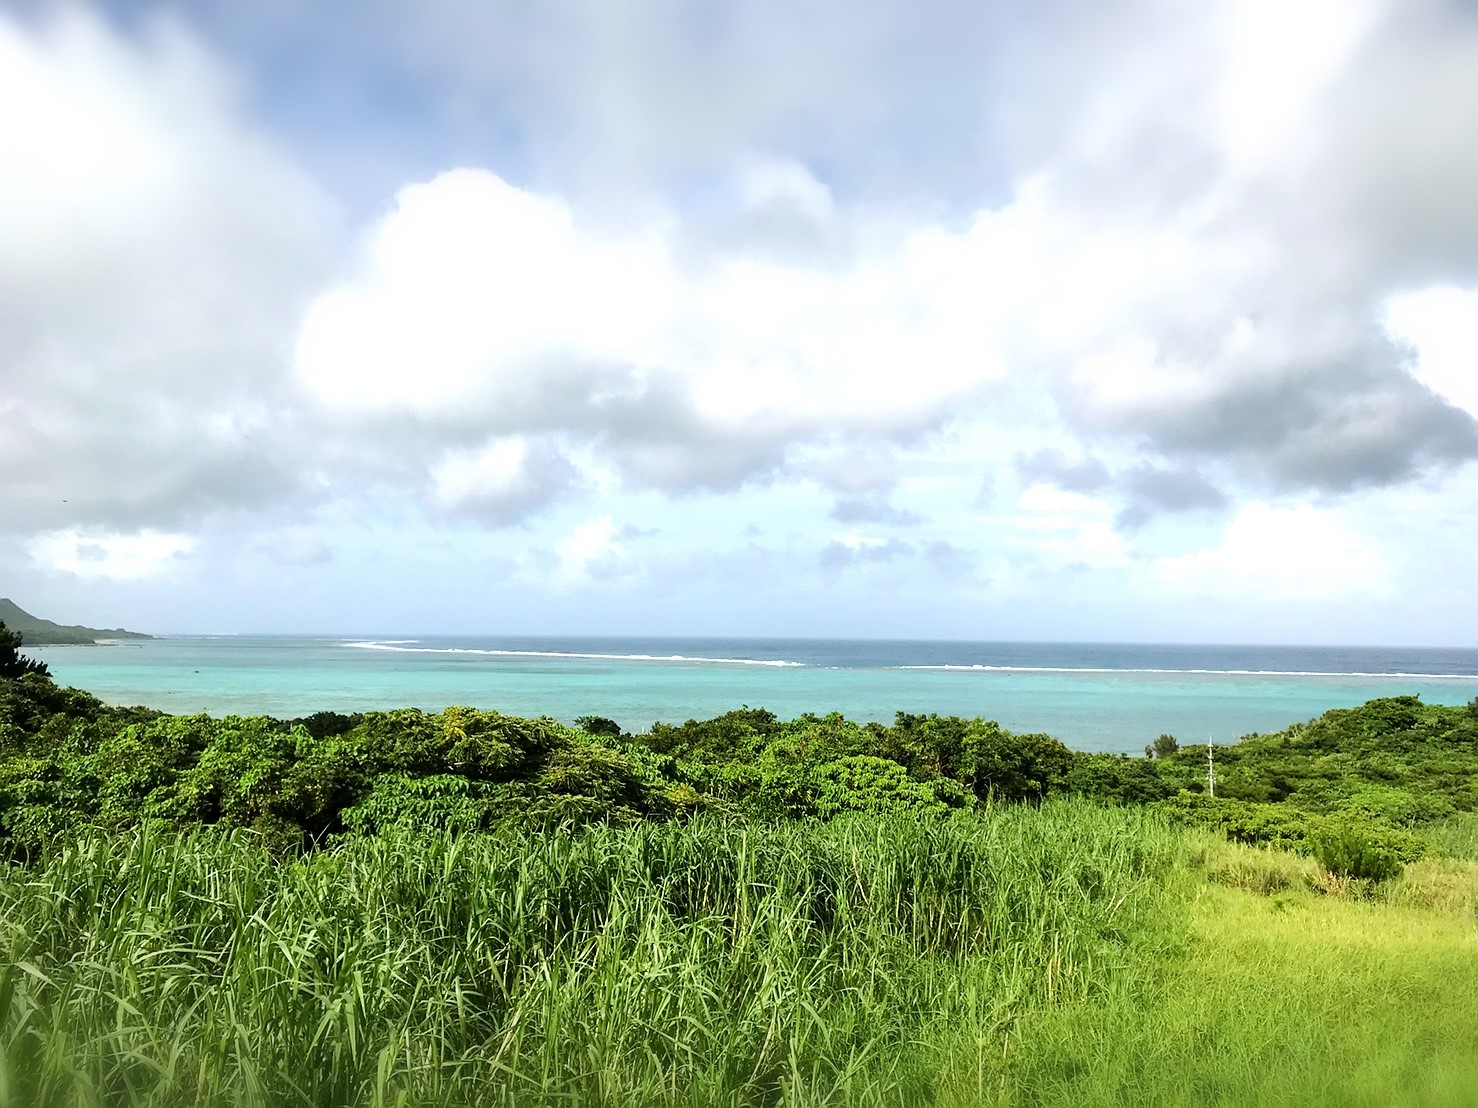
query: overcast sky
[{"left": 3, "top": 0, "right": 1478, "bottom": 642}]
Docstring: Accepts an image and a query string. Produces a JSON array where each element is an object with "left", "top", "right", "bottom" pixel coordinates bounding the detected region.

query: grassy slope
[
  {"left": 974, "top": 838, "right": 1478, "bottom": 1108},
  {"left": 3, "top": 812, "right": 1475, "bottom": 1107}
]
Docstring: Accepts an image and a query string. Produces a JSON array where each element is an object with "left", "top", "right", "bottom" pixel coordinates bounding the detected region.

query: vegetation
[
  {"left": 2, "top": 656, "right": 1478, "bottom": 1105},
  {"left": 6, "top": 670, "right": 1468, "bottom": 866},
  {"left": 0, "top": 599, "right": 150, "bottom": 646},
  {"left": 0, "top": 805, "right": 1178, "bottom": 1107},
  {"left": 0, "top": 621, "right": 49, "bottom": 681}
]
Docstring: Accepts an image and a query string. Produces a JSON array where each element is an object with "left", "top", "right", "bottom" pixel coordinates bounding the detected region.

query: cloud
[
  {"left": 812, "top": 445, "right": 900, "bottom": 495},
  {"left": 1017, "top": 450, "right": 1227, "bottom": 528},
  {"left": 819, "top": 532, "right": 913, "bottom": 571},
  {"left": 1008, "top": 0, "right": 1478, "bottom": 492},
  {"left": 351, "top": 0, "right": 1009, "bottom": 205},
  {"left": 1385, "top": 285, "right": 1478, "bottom": 419},
  {"left": 30, "top": 528, "right": 194, "bottom": 580},
  {"left": 256, "top": 528, "right": 334, "bottom": 567},
  {"left": 294, "top": 164, "right": 1013, "bottom": 510},
  {"left": 1117, "top": 465, "right": 1229, "bottom": 528},
  {"left": 829, "top": 495, "right": 922, "bottom": 526},
  {"left": 0, "top": 9, "right": 333, "bottom": 535},
  {"left": 1154, "top": 503, "right": 1390, "bottom": 601},
  {"left": 286, "top": 0, "right": 1478, "bottom": 528},
  {"left": 431, "top": 436, "right": 581, "bottom": 525},
  {"left": 555, "top": 514, "right": 625, "bottom": 584},
  {"left": 1011, "top": 485, "right": 1131, "bottom": 571},
  {"left": 8, "top": 0, "right": 1478, "bottom": 648},
  {"left": 924, "top": 539, "right": 973, "bottom": 579},
  {"left": 1015, "top": 450, "right": 1111, "bottom": 495}
]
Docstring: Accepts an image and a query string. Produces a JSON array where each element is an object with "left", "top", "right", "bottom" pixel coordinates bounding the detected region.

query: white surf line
[
  {"left": 342, "top": 641, "right": 805, "bottom": 668},
  {"left": 896, "top": 664, "right": 1478, "bottom": 679}
]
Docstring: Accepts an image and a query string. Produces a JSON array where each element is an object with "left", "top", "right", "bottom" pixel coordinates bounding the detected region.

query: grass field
[
  {"left": 0, "top": 804, "right": 1474, "bottom": 1107},
  {"left": 976, "top": 838, "right": 1478, "bottom": 1107}
]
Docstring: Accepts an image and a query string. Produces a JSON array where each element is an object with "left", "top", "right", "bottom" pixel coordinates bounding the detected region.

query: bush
[
  {"left": 1145, "top": 733, "right": 1179, "bottom": 759},
  {"left": 1153, "top": 795, "right": 1425, "bottom": 872},
  {"left": 810, "top": 756, "right": 950, "bottom": 818},
  {"left": 1311, "top": 823, "right": 1405, "bottom": 882}
]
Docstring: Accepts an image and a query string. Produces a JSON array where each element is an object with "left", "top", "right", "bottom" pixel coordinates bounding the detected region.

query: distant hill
[{"left": 0, "top": 599, "right": 152, "bottom": 645}]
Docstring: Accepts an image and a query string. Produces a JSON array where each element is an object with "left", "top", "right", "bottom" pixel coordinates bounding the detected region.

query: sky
[{"left": 2, "top": 0, "right": 1478, "bottom": 643}]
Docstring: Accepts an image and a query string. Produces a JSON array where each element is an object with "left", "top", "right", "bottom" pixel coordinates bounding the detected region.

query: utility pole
[{"left": 1207, "top": 736, "right": 1215, "bottom": 798}]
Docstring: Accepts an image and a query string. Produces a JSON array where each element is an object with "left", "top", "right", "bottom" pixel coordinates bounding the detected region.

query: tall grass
[
  {"left": 1423, "top": 811, "right": 1478, "bottom": 861},
  {"left": 0, "top": 801, "right": 1174, "bottom": 1108}
]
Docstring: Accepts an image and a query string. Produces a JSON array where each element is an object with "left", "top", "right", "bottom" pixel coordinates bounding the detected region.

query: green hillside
[
  {"left": 1, "top": 672, "right": 1476, "bottom": 1105},
  {"left": 0, "top": 598, "right": 151, "bottom": 645}
]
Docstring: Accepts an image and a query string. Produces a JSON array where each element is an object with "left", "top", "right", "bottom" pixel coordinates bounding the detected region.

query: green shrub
[
  {"left": 1154, "top": 795, "right": 1326, "bottom": 852},
  {"left": 1310, "top": 823, "right": 1405, "bottom": 882},
  {"left": 811, "top": 755, "right": 949, "bottom": 818}
]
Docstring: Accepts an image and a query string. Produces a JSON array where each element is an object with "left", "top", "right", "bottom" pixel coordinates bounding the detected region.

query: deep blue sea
[{"left": 28, "top": 636, "right": 1478, "bottom": 754}]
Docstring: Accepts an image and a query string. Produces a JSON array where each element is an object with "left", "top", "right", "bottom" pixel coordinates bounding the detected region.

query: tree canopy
[{"left": 0, "top": 620, "right": 50, "bottom": 681}]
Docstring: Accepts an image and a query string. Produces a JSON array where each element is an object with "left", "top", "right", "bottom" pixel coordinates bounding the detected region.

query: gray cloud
[
  {"left": 1029, "top": 0, "right": 1478, "bottom": 494},
  {"left": 1117, "top": 466, "right": 1229, "bottom": 529},
  {"left": 1067, "top": 333, "right": 1478, "bottom": 493},
  {"left": 599, "top": 425, "right": 795, "bottom": 495},
  {"left": 433, "top": 439, "right": 583, "bottom": 527},
  {"left": 1016, "top": 451, "right": 1229, "bottom": 529},
  {"left": 924, "top": 539, "right": 973, "bottom": 579},
  {"left": 1015, "top": 449, "right": 1111, "bottom": 494},
  {"left": 0, "top": 9, "right": 335, "bottom": 535},
  {"left": 830, "top": 495, "right": 923, "bottom": 526},
  {"left": 812, "top": 445, "right": 899, "bottom": 495}
]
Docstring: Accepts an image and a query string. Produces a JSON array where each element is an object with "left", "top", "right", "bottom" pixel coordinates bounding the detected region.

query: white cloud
[
  {"left": 737, "top": 154, "right": 836, "bottom": 225},
  {"left": 1154, "top": 504, "right": 1390, "bottom": 600},
  {"left": 1213, "top": 0, "right": 1378, "bottom": 171},
  {"left": 0, "top": 9, "right": 332, "bottom": 534},
  {"left": 297, "top": 169, "right": 660, "bottom": 420},
  {"left": 1385, "top": 284, "right": 1478, "bottom": 418},
  {"left": 554, "top": 515, "right": 624, "bottom": 584},
  {"left": 294, "top": 164, "right": 1013, "bottom": 496},
  {"left": 290, "top": 0, "right": 1478, "bottom": 530},
  {"left": 1011, "top": 484, "right": 1130, "bottom": 570},
  {"left": 983, "top": 0, "right": 1478, "bottom": 493},
  {"left": 430, "top": 435, "right": 580, "bottom": 524},
  {"left": 1017, "top": 484, "right": 1113, "bottom": 519},
  {"left": 830, "top": 531, "right": 888, "bottom": 552},
  {"left": 30, "top": 529, "right": 195, "bottom": 581}
]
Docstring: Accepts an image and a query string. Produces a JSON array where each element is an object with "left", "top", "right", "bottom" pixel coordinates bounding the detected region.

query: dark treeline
[{"left": 4, "top": 641, "right": 1476, "bottom": 873}]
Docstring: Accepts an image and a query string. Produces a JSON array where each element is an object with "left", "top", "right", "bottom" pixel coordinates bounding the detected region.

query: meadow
[{"left": 2, "top": 632, "right": 1477, "bottom": 1106}]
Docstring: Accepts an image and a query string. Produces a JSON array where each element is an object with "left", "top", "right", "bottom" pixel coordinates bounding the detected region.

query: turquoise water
[{"left": 28, "top": 636, "right": 1478, "bottom": 754}]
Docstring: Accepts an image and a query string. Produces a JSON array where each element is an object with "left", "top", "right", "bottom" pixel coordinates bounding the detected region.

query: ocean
[{"left": 27, "top": 636, "right": 1478, "bottom": 754}]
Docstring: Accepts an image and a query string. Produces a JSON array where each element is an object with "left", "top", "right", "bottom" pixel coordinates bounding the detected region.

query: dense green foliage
[
  {"left": 0, "top": 683, "right": 1089, "bottom": 854},
  {"left": 0, "top": 621, "right": 49, "bottom": 681},
  {"left": 3, "top": 666, "right": 1475, "bottom": 878},
  {"left": 1309, "top": 821, "right": 1406, "bottom": 881},
  {"left": 1144, "top": 695, "right": 1478, "bottom": 867}
]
